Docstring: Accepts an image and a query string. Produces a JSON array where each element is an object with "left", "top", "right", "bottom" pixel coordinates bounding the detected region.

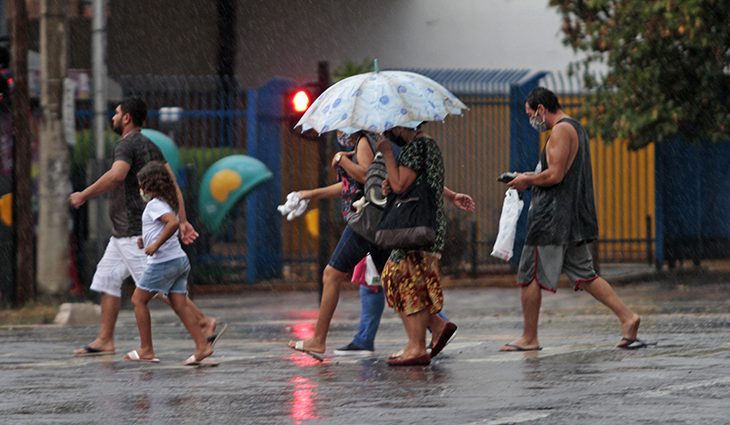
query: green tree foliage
[
  {"left": 333, "top": 57, "right": 374, "bottom": 82},
  {"left": 550, "top": 0, "right": 730, "bottom": 149}
]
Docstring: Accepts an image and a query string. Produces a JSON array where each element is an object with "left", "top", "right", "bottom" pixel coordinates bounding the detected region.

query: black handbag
[
  {"left": 374, "top": 180, "right": 436, "bottom": 250},
  {"left": 347, "top": 138, "right": 388, "bottom": 243}
]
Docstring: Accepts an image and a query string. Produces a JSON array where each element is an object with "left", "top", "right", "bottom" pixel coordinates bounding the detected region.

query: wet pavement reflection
[{"left": 0, "top": 280, "right": 728, "bottom": 424}]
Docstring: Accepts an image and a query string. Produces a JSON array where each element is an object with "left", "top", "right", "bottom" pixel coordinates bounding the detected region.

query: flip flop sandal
[
  {"left": 123, "top": 350, "right": 160, "bottom": 363},
  {"left": 207, "top": 322, "right": 229, "bottom": 348},
  {"left": 183, "top": 354, "right": 219, "bottom": 367},
  {"left": 498, "top": 343, "right": 543, "bottom": 352},
  {"left": 618, "top": 337, "right": 656, "bottom": 350},
  {"left": 289, "top": 340, "right": 325, "bottom": 361},
  {"left": 74, "top": 345, "right": 115, "bottom": 357}
]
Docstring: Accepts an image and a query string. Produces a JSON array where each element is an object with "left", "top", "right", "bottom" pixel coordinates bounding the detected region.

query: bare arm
[
  {"left": 299, "top": 182, "right": 343, "bottom": 201},
  {"left": 443, "top": 186, "right": 476, "bottom": 212},
  {"left": 335, "top": 136, "right": 374, "bottom": 184},
  {"left": 68, "top": 160, "right": 130, "bottom": 208},
  {"left": 164, "top": 163, "right": 199, "bottom": 244},
  {"left": 144, "top": 212, "right": 179, "bottom": 256},
  {"left": 375, "top": 135, "right": 416, "bottom": 194},
  {"left": 508, "top": 122, "right": 577, "bottom": 191}
]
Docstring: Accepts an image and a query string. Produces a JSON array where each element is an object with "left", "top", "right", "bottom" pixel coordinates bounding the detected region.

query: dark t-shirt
[{"left": 109, "top": 132, "right": 165, "bottom": 237}]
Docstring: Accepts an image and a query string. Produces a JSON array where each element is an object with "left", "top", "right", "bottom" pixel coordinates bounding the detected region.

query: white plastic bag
[
  {"left": 364, "top": 254, "right": 381, "bottom": 286},
  {"left": 491, "top": 189, "right": 524, "bottom": 261}
]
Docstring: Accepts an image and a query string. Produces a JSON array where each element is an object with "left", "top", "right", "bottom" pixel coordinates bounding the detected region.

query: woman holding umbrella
[
  {"left": 288, "top": 129, "right": 472, "bottom": 361},
  {"left": 289, "top": 65, "right": 473, "bottom": 362}
]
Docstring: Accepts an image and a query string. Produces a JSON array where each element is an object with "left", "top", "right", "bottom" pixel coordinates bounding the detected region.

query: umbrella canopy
[{"left": 295, "top": 70, "right": 467, "bottom": 135}]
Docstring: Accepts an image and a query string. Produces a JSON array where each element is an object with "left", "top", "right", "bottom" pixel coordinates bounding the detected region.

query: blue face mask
[
  {"left": 336, "top": 132, "right": 355, "bottom": 147},
  {"left": 529, "top": 108, "right": 547, "bottom": 132}
]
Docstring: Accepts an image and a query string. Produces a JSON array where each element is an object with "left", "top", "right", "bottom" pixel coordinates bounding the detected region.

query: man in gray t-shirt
[
  {"left": 69, "top": 97, "right": 220, "bottom": 358},
  {"left": 499, "top": 87, "right": 648, "bottom": 352}
]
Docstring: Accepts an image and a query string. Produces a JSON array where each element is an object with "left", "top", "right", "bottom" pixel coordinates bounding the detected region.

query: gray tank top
[{"left": 525, "top": 117, "right": 598, "bottom": 245}]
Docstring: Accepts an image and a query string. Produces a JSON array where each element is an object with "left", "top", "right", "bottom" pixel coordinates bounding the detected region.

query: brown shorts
[{"left": 517, "top": 243, "right": 599, "bottom": 292}]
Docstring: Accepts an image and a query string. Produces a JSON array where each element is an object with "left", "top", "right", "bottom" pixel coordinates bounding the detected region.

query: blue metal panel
[
  {"left": 246, "top": 78, "right": 294, "bottom": 283},
  {"left": 508, "top": 72, "right": 548, "bottom": 266},
  {"left": 402, "top": 68, "right": 531, "bottom": 95}
]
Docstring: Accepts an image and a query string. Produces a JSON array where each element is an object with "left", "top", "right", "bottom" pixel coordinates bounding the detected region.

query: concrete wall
[
  {"left": 107, "top": 0, "right": 218, "bottom": 75},
  {"left": 236, "top": 0, "right": 584, "bottom": 87}
]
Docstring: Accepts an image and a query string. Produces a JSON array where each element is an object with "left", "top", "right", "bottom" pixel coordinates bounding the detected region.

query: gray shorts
[{"left": 517, "top": 243, "right": 599, "bottom": 292}]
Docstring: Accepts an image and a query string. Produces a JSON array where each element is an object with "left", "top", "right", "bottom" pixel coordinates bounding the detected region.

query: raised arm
[{"left": 69, "top": 160, "right": 130, "bottom": 208}]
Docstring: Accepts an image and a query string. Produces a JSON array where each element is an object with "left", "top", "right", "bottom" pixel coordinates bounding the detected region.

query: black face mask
[{"left": 384, "top": 129, "right": 408, "bottom": 147}]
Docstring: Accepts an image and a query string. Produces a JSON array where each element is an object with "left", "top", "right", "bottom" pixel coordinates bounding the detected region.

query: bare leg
[
  {"left": 169, "top": 293, "right": 213, "bottom": 361},
  {"left": 288, "top": 265, "right": 348, "bottom": 353},
  {"left": 128, "top": 288, "right": 158, "bottom": 360},
  {"left": 581, "top": 277, "right": 641, "bottom": 345},
  {"left": 186, "top": 298, "right": 216, "bottom": 337},
  {"left": 499, "top": 280, "right": 542, "bottom": 351},
  {"left": 428, "top": 313, "right": 447, "bottom": 347},
  {"left": 74, "top": 293, "right": 120, "bottom": 355},
  {"left": 155, "top": 293, "right": 216, "bottom": 337},
  {"left": 397, "top": 309, "right": 430, "bottom": 359}
]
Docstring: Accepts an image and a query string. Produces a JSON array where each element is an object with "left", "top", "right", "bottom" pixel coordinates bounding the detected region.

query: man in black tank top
[{"left": 498, "top": 87, "right": 648, "bottom": 351}]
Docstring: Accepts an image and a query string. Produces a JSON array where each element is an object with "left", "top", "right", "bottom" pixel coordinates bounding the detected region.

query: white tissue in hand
[{"left": 278, "top": 192, "right": 309, "bottom": 221}]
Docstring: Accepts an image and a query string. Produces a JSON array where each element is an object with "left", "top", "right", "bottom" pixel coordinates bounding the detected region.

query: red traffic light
[{"left": 291, "top": 90, "right": 310, "bottom": 113}]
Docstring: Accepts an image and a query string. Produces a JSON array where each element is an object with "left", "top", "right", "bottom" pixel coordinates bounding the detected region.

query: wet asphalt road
[{"left": 0, "top": 279, "right": 728, "bottom": 425}]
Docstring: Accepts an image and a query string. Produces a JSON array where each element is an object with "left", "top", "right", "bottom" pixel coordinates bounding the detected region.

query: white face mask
[
  {"left": 139, "top": 189, "right": 151, "bottom": 203},
  {"left": 529, "top": 108, "right": 548, "bottom": 132}
]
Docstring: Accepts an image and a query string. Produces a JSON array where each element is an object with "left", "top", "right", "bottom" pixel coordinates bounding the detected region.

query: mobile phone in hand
[{"left": 497, "top": 172, "right": 517, "bottom": 183}]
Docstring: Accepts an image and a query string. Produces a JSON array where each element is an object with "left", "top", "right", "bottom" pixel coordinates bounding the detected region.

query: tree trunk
[{"left": 11, "top": 0, "right": 34, "bottom": 305}]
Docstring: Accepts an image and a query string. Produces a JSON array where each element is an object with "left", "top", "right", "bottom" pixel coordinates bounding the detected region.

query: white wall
[{"left": 237, "top": 0, "right": 585, "bottom": 87}]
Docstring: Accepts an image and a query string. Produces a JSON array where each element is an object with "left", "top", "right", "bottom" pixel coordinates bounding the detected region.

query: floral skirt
[{"left": 382, "top": 251, "right": 443, "bottom": 315}]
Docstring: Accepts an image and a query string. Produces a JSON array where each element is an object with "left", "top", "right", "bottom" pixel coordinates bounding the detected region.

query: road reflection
[{"left": 289, "top": 376, "right": 319, "bottom": 424}]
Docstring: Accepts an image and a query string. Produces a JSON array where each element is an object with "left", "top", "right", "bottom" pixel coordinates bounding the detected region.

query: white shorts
[{"left": 90, "top": 236, "right": 147, "bottom": 297}]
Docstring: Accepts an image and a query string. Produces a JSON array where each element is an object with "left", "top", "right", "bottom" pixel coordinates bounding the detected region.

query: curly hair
[{"left": 137, "top": 161, "right": 179, "bottom": 212}]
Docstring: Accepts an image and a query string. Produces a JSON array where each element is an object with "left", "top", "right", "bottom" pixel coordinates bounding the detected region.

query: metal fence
[{"left": 66, "top": 70, "right": 659, "bottom": 287}]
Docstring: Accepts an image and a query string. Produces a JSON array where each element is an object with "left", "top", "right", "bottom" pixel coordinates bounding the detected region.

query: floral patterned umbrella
[{"left": 295, "top": 65, "right": 467, "bottom": 135}]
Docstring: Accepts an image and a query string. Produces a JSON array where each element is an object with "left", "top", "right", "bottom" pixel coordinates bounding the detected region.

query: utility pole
[
  {"left": 316, "top": 61, "right": 330, "bottom": 303},
  {"left": 37, "top": 0, "right": 70, "bottom": 297},
  {"left": 89, "top": 0, "right": 107, "bottom": 250},
  {"left": 10, "top": 0, "right": 34, "bottom": 305}
]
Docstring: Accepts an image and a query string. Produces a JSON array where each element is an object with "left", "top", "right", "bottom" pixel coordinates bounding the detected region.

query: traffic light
[
  {"left": 285, "top": 84, "right": 319, "bottom": 139},
  {"left": 291, "top": 89, "right": 311, "bottom": 114}
]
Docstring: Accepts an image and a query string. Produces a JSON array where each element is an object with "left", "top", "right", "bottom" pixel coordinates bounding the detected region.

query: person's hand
[
  {"left": 179, "top": 221, "right": 199, "bottom": 245},
  {"left": 381, "top": 179, "right": 392, "bottom": 196},
  {"left": 136, "top": 237, "right": 144, "bottom": 249},
  {"left": 144, "top": 243, "right": 158, "bottom": 256},
  {"left": 375, "top": 134, "right": 392, "bottom": 154},
  {"left": 453, "top": 193, "right": 476, "bottom": 212},
  {"left": 298, "top": 190, "right": 312, "bottom": 200},
  {"left": 68, "top": 192, "right": 86, "bottom": 209},
  {"left": 331, "top": 151, "right": 354, "bottom": 168},
  {"left": 507, "top": 173, "right": 531, "bottom": 191}
]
